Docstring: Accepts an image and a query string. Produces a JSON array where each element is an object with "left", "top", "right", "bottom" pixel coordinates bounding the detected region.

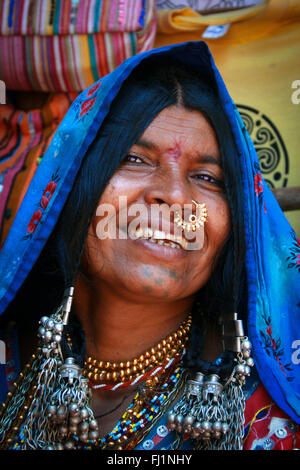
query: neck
[{"left": 73, "top": 274, "right": 194, "bottom": 363}]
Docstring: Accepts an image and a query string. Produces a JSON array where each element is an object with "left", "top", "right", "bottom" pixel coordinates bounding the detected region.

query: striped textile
[
  {"left": 0, "top": 0, "right": 157, "bottom": 91},
  {"left": 0, "top": 92, "right": 76, "bottom": 245}
]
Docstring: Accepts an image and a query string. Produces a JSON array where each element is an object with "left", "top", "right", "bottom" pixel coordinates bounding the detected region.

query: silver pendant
[
  {"left": 45, "top": 357, "right": 99, "bottom": 450},
  {"left": 167, "top": 337, "right": 253, "bottom": 450},
  {"left": 21, "top": 288, "right": 99, "bottom": 450}
]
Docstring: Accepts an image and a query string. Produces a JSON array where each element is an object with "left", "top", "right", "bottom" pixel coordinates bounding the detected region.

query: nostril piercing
[{"left": 174, "top": 200, "right": 208, "bottom": 232}]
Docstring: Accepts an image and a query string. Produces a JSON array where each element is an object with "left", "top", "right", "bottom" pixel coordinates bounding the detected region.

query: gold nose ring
[{"left": 174, "top": 200, "right": 208, "bottom": 232}]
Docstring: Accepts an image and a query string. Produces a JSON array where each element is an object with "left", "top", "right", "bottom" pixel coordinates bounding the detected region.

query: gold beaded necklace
[{"left": 83, "top": 314, "right": 192, "bottom": 385}]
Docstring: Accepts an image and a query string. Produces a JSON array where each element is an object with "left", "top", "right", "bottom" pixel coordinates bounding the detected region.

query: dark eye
[
  {"left": 123, "top": 154, "right": 144, "bottom": 164},
  {"left": 193, "top": 173, "right": 225, "bottom": 189}
]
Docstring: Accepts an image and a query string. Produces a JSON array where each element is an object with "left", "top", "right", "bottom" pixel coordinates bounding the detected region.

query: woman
[{"left": 0, "top": 42, "right": 299, "bottom": 451}]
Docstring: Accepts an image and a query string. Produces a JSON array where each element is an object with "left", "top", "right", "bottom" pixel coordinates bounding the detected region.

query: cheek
[
  {"left": 99, "top": 174, "right": 142, "bottom": 214},
  {"left": 207, "top": 199, "right": 231, "bottom": 249},
  {"left": 80, "top": 222, "right": 104, "bottom": 275},
  {"left": 188, "top": 201, "right": 231, "bottom": 291},
  {"left": 107, "top": 170, "right": 141, "bottom": 192}
]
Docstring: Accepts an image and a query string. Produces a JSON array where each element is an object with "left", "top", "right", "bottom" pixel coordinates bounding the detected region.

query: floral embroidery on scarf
[
  {"left": 260, "top": 314, "right": 294, "bottom": 382},
  {"left": 253, "top": 162, "right": 267, "bottom": 213},
  {"left": 72, "top": 96, "right": 97, "bottom": 120},
  {"left": 40, "top": 180, "right": 58, "bottom": 210},
  {"left": 23, "top": 168, "right": 60, "bottom": 240},
  {"left": 254, "top": 172, "right": 263, "bottom": 197},
  {"left": 79, "top": 97, "right": 97, "bottom": 118},
  {"left": 26, "top": 209, "right": 43, "bottom": 235},
  {"left": 74, "top": 81, "right": 102, "bottom": 120},
  {"left": 86, "top": 81, "right": 102, "bottom": 98},
  {"left": 286, "top": 231, "right": 300, "bottom": 273}
]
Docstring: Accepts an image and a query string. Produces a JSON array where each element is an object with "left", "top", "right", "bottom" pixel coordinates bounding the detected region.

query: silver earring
[
  {"left": 22, "top": 287, "right": 99, "bottom": 450},
  {"left": 167, "top": 313, "right": 254, "bottom": 450}
]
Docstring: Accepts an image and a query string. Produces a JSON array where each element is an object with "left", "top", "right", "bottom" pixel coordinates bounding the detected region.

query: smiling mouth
[{"left": 128, "top": 228, "right": 189, "bottom": 250}]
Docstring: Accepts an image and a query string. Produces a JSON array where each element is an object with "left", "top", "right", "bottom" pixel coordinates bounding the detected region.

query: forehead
[
  {"left": 147, "top": 105, "right": 214, "bottom": 131},
  {"left": 135, "top": 105, "right": 220, "bottom": 158}
]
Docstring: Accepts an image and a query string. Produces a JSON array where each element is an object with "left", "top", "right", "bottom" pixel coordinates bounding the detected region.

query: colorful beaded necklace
[
  {"left": 74, "top": 316, "right": 192, "bottom": 449},
  {"left": 77, "top": 361, "right": 186, "bottom": 450}
]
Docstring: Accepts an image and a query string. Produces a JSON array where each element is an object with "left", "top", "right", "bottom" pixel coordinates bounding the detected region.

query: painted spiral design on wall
[{"left": 237, "top": 104, "right": 289, "bottom": 188}]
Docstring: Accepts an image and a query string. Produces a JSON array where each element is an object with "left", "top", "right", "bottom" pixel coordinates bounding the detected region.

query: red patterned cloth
[
  {"left": 243, "top": 384, "right": 300, "bottom": 450},
  {"left": 135, "top": 380, "right": 300, "bottom": 450}
]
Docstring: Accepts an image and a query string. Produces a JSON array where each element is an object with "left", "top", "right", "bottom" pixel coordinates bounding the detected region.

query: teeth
[
  {"left": 148, "top": 238, "right": 181, "bottom": 249},
  {"left": 135, "top": 227, "right": 145, "bottom": 238},
  {"left": 143, "top": 228, "right": 153, "bottom": 238},
  {"left": 153, "top": 229, "right": 166, "bottom": 239},
  {"left": 128, "top": 227, "right": 187, "bottom": 250}
]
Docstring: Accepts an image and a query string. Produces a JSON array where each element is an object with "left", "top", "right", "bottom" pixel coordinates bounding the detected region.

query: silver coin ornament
[{"left": 167, "top": 337, "right": 254, "bottom": 449}]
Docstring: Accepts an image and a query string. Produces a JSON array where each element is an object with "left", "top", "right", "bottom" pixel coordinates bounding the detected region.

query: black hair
[{"left": 1, "top": 56, "right": 247, "bottom": 373}]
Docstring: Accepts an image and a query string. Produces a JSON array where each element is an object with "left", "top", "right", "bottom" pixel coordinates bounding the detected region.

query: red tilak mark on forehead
[{"left": 164, "top": 142, "right": 182, "bottom": 161}]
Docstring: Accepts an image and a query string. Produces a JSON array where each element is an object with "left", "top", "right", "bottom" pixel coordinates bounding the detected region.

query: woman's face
[{"left": 83, "top": 105, "right": 231, "bottom": 302}]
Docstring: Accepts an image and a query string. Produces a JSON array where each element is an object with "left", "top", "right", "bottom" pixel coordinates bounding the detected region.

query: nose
[
  {"left": 143, "top": 168, "right": 192, "bottom": 210},
  {"left": 143, "top": 171, "right": 198, "bottom": 236}
]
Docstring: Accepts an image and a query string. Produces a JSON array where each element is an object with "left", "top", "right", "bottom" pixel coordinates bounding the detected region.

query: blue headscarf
[{"left": 0, "top": 42, "right": 299, "bottom": 423}]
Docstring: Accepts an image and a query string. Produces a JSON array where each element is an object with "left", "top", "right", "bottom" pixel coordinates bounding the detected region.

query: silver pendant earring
[
  {"left": 167, "top": 313, "right": 254, "bottom": 450},
  {"left": 22, "top": 287, "right": 99, "bottom": 450}
]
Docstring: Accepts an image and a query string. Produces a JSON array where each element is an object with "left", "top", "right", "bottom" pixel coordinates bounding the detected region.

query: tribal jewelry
[
  {"left": 167, "top": 313, "right": 254, "bottom": 450},
  {"left": 174, "top": 200, "right": 208, "bottom": 232},
  {"left": 0, "top": 287, "right": 100, "bottom": 450},
  {"left": 0, "top": 349, "right": 43, "bottom": 449},
  {"left": 78, "top": 363, "right": 187, "bottom": 450},
  {"left": 84, "top": 314, "right": 192, "bottom": 388}
]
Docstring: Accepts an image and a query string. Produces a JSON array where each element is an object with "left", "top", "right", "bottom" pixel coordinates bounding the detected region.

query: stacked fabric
[{"left": 0, "top": 0, "right": 157, "bottom": 92}]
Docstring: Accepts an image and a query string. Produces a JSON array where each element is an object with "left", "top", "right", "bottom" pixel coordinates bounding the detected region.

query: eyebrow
[
  {"left": 195, "top": 154, "right": 222, "bottom": 168},
  {"left": 134, "top": 138, "right": 222, "bottom": 168},
  {"left": 135, "top": 137, "right": 159, "bottom": 151}
]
